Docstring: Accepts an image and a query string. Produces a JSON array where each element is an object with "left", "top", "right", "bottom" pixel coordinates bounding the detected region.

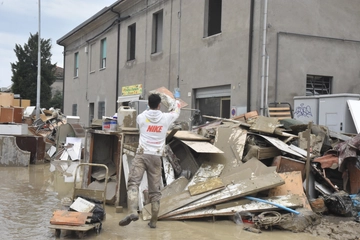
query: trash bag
[
  {"left": 74, "top": 195, "right": 105, "bottom": 223},
  {"left": 324, "top": 191, "right": 355, "bottom": 217}
]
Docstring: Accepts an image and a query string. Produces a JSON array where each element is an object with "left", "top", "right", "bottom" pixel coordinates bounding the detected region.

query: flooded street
[{"left": 0, "top": 164, "right": 329, "bottom": 240}]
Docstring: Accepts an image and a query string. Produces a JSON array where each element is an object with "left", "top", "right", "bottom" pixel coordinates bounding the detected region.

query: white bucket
[{"left": 117, "top": 106, "right": 137, "bottom": 129}]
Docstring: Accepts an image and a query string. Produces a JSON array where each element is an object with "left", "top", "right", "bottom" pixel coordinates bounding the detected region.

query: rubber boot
[
  {"left": 148, "top": 201, "right": 160, "bottom": 228},
  {"left": 119, "top": 187, "right": 139, "bottom": 226}
]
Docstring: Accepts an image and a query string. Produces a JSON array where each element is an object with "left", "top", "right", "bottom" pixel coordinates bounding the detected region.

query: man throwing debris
[{"left": 119, "top": 93, "right": 180, "bottom": 228}]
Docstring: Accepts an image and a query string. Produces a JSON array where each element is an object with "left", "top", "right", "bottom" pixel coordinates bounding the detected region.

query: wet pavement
[{"left": 0, "top": 164, "right": 328, "bottom": 240}]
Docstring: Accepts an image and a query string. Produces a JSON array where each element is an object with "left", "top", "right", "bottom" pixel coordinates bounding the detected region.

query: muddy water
[{"left": 0, "top": 164, "right": 328, "bottom": 240}]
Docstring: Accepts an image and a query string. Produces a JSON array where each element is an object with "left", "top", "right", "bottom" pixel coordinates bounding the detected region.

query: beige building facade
[{"left": 57, "top": 0, "right": 360, "bottom": 127}]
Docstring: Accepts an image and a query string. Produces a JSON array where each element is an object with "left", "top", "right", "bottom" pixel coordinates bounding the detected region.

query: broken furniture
[
  {"left": 267, "top": 102, "right": 293, "bottom": 120},
  {"left": 84, "top": 129, "right": 124, "bottom": 205}
]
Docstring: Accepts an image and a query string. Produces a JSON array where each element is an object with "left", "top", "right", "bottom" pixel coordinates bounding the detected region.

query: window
[
  {"left": 74, "top": 52, "right": 79, "bottom": 77},
  {"left": 72, "top": 104, "right": 77, "bottom": 116},
  {"left": 90, "top": 43, "right": 96, "bottom": 72},
  {"left": 127, "top": 24, "right": 136, "bottom": 60},
  {"left": 306, "top": 75, "right": 332, "bottom": 96},
  {"left": 98, "top": 101, "right": 105, "bottom": 119},
  {"left": 152, "top": 10, "right": 163, "bottom": 53},
  {"left": 204, "top": 0, "right": 222, "bottom": 37},
  {"left": 100, "top": 38, "right": 107, "bottom": 68}
]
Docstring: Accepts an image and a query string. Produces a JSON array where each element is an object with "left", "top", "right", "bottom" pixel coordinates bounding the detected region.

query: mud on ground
[{"left": 305, "top": 216, "right": 360, "bottom": 240}]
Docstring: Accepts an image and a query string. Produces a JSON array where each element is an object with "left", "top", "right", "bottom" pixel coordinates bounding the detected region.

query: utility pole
[{"left": 36, "top": 0, "right": 41, "bottom": 119}]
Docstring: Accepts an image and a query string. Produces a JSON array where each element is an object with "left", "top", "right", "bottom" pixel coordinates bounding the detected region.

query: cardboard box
[
  {"left": 0, "top": 107, "right": 14, "bottom": 123},
  {"left": 0, "top": 93, "right": 14, "bottom": 107}
]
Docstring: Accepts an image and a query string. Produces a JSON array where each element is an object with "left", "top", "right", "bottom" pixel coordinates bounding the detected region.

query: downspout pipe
[
  {"left": 62, "top": 47, "right": 66, "bottom": 113},
  {"left": 111, "top": 7, "right": 121, "bottom": 114},
  {"left": 260, "top": 0, "right": 268, "bottom": 116},
  {"left": 246, "top": 0, "right": 255, "bottom": 112}
]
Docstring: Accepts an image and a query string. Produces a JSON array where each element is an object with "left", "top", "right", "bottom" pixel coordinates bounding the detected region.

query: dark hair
[{"left": 148, "top": 94, "right": 161, "bottom": 109}]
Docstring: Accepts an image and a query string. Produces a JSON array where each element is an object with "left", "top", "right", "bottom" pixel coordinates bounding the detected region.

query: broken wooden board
[
  {"left": 160, "top": 170, "right": 284, "bottom": 219},
  {"left": 50, "top": 210, "right": 92, "bottom": 226},
  {"left": 173, "top": 131, "right": 210, "bottom": 141},
  {"left": 161, "top": 177, "right": 189, "bottom": 199},
  {"left": 188, "top": 177, "right": 224, "bottom": 196},
  {"left": 181, "top": 140, "right": 223, "bottom": 153},
  {"left": 268, "top": 171, "right": 311, "bottom": 210},
  {"left": 165, "top": 195, "right": 302, "bottom": 220},
  {"left": 142, "top": 188, "right": 222, "bottom": 221},
  {"left": 250, "top": 133, "right": 304, "bottom": 158},
  {"left": 166, "top": 129, "right": 179, "bottom": 143},
  {"left": 272, "top": 155, "right": 305, "bottom": 176},
  {"left": 149, "top": 86, "right": 188, "bottom": 108},
  {"left": 250, "top": 115, "right": 278, "bottom": 134},
  {"left": 213, "top": 126, "right": 247, "bottom": 173},
  {"left": 186, "top": 163, "right": 224, "bottom": 190},
  {"left": 141, "top": 177, "right": 189, "bottom": 219},
  {"left": 163, "top": 156, "right": 175, "bottom": 185}
]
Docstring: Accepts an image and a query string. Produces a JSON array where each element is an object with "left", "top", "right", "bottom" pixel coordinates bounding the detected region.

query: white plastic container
[{"left": 117, "top": 106, "right": 137, "bottom": 129}]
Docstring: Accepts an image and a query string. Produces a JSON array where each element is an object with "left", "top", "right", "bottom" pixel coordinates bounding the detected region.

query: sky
[{"left": 0, "top": 0, "right": 116, "bottom": 88}]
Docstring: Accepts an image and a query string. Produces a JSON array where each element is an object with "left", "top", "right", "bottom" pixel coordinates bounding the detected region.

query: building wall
[
  {"left": 59, "top": 0, "right": 360, "bottom": 126},
  {"left": 256, "top": 0, "right": 360, "bottom": 107}
]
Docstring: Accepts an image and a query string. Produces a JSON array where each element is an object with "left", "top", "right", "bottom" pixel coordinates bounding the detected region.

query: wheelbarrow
[{"left": 49, "top": 163, "right": 109, "bottom": 238}]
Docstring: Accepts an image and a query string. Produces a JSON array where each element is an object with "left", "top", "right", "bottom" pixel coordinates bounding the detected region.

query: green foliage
[
  {"left": 11, "top": 33, "right": 56, "bottom": 109},
  {"left": 50, "top": 90, "right": 63, "bottom": 111}
]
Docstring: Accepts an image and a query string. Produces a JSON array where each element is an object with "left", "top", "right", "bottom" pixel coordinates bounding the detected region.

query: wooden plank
[
  {"left": 161, "top": 176, "right": 189, "bottom": 199},
  {"left": 257, "top": 146, "right": 281, "bottom": 160},
  {"left": 142, "top": 188, "right": 222, "bottom": 221},
  {"left": 160, "top": 170, "right": 284, "bottom": 219},
  {"left": 166, "top": 129, "right": 179, "bottom": 143},
  {"left": 213, "top": 127, "right": 247, "bottom": 174},
  {"left": 50, "top": 210, "right": 92, "bottom": 226},
  {"left": 173, "top": 131, "right": 210, "bottom": 141},
  {"left": 188, "top": 177, "right": 224, "bottom": 196},
  {"left": 268, "top": 171, "right": 311, "bottom": 210},
  {"left": 49, "top": 223, "right": 99, "bottom": 231},
  {"left": 181, "top": 140, "right": 224, "bottom": 153},
  {"left": 250, "top": 115, "right": 278, "bottom": 134},
  {"left": 268, "top": 107, "right": 290, "bottom": 111},
  {"left": 250, "top": 133, "right": 304, "bottom": 158},
  {"left": 186, "top": 163, "right": 224, "bottom": 190},
  {"left": 166, "top": 195, "right": 302, "bottom": 220}
]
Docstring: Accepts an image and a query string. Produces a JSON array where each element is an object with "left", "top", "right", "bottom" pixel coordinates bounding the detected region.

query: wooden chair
[{"left": 267, "top": 102, "right": 293, "bottom": 119}]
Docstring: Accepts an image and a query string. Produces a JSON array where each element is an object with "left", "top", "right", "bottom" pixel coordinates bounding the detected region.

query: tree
[
  {"left": 11, "top": 33, "right": 56, "bottom": 109},
  {"left": 50, "top": 90, "right": 63, "bottom": 111}
]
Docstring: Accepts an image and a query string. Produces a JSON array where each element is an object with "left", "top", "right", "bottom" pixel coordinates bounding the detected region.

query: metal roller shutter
[{"left": 195, "top": 85, "right": 231, "bottom": 99}]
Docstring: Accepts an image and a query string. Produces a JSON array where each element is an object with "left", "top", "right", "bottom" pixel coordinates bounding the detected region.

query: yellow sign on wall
[{"left": 122, "top": 84, "right": 143, "bottom": 96}]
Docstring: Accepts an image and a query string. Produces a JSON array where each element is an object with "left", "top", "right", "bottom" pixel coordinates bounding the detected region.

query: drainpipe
[
  {"left": 111, "top": 7, "right": 121, "bottom": 113},
  {"left": 246, "top": 0, "right": 255, "bottom": 112},
  {"left": 260, "top": 0, "right": 268, "bottom": 116},
  {"left": 265, "top": 55, "right": 269, "bottom": 115},
  {"left": 62, "top": 47, "right": 65, "bottom": 113},
  {"left": 177, "top": 0, "right": 182, "bottom": 88}
]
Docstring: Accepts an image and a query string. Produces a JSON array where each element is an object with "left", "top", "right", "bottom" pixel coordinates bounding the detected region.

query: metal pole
[{"left": 36, "top": 0, "right": 41, "bottom": 119}]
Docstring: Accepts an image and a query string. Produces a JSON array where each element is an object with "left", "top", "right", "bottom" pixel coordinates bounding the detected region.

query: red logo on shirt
[{"left": 147, "top": 125, "right": 163, "bottom": 132}]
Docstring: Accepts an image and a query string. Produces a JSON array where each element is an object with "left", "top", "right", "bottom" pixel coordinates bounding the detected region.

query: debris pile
[{"left": 122, "top": 110, "right": 360, "bottom": 233}]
